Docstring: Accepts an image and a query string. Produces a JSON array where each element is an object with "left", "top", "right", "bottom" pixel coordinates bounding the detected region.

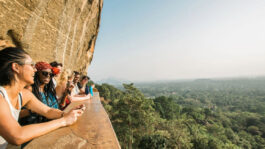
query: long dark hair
[
  {"left": 32, "top": 71, "right": 58, "bottom": 106},
  {"left": 50, "top": 61, "right": 63, "bottom": 67},
  {"left": 0, "top": 47, "right": 28, "bottom": 86},
  {"left": 20, "top": 72, "right": 58, "bottom": 126}
]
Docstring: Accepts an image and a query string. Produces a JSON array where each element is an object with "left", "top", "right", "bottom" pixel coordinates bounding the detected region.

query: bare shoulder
[
  {"left": 21, "top": 88, "right": 32, "bottom": 95},
  {"left": 56, "top": 82, "right": 67, "bottom": 93},
  {"left": 61, "top": 82, "right": 67, "bottom": 88}
]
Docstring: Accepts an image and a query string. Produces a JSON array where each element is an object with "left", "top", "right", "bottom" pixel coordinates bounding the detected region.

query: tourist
[
  {"left": 19, "top": 62, "right": 60, "bottom": 125},
  {"left": 56, "top": 69, "right": 74, "bottom": 109},
  {"left": 71, "top": 71, "right": 81, "bottom": 96},
  {"left": 32, "top": 62, "right": 59, "bottom": 109},
  {"left": 89, "top": 83, "right": 95, "bottom": 97},
  {"left": 78, "top": 76, "right": 90, "bottom": 94},
  {"left": 0, "top": 47, "right": 85, "bottom": 148},
  {"left": 56, "top": 70, "right": 91, "bottom": 110},
  {"left": 50, "top": 61, "right": 63, "bottom": 87}
]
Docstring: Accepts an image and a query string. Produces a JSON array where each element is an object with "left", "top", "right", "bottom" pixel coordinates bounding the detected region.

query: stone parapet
[{"left": 25, "top": 92, "right": 121, "bottom": 149}]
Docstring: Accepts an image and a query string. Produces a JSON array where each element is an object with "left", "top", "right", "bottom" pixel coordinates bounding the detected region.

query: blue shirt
[
  {"left": 85, "top": 85, "right": 93, "bottom": 96},
  {"left": 40, "top": 92, "right": 59, "bottom": 109},
  {"left": 90, "top": 86, "right": 93, "bottom": 96}
]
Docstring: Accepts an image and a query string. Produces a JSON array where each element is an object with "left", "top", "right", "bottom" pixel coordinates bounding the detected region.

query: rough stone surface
[
  {"left": 24, "top": 92, "right": 121, "bottom": 149},
  {"left": 0, "top": 0, "right": 102, "bottom": 73}
]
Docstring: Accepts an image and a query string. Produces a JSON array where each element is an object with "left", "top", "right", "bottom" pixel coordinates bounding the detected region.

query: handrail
[{"left": 24, "top": 92, "right": 121, "bottom": 149}]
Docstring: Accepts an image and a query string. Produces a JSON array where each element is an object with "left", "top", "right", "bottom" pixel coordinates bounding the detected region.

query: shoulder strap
[
  {"left": 0, "top": 88, "right": 13, "bottom": 109},
  {"left": 0, "top": 89, "right": 22, "bottom": 109},
  {"left": 18, "top": 93, "right": 22, "bottom": 108},
  {"left": 0, "top": 90, "right": 5, "bottom": 98}
]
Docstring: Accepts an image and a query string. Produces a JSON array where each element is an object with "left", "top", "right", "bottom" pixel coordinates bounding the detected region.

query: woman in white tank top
[
  {"left": 0, "top": 87, "right": 22, "bottom": 148},
  {"left": 0, "top": 47, "right": 85, "bottom": 149}
]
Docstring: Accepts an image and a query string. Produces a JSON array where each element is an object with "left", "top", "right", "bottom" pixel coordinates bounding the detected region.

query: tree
[
  {"left": 153, "top": 96, "right": 180, "bottom": 120},
  {"left": 110, "top": 83, "right": 156, "bottom": 149},
  {"left": 247, "top": 126, "right": 261, "bottom": 135},
  {"left": 138, "top": 134, "right": 167, "bottom": 149}
]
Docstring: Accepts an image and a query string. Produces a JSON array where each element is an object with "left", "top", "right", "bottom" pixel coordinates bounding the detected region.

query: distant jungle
[{"left": 96, "top": 78, "right": 265, "bottom": 149}]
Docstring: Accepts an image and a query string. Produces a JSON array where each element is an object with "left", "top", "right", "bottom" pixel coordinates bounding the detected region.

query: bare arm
[
  {"left": 69, "top": 94, "right": 91, "bottom": 102},
  {"left": 79, "top": 85, "right": 86, "bottom": 94},
  {"left": 22, "top": 89, "right": 62, "bottom": 119},
  {"left": 0, "top": 93, "right": 85, "bottom": 145},
  {"left": 55, "top": 82, "right": 67, "bottom": 100}
]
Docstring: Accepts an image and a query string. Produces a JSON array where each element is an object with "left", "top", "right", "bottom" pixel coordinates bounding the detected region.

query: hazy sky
[{"left": 87, "top": 0, "right": 265, "bottom": 82}]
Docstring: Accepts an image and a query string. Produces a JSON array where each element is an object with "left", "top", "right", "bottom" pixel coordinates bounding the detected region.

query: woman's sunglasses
[
  {"left": 41, "top": 71, "right": 53, "bottom": 77},
  {"left": 23, "top": 61, "right": 36, "bottom": 67}
]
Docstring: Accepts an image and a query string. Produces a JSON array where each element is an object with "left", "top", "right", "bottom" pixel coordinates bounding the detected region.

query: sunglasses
[
  {"left": 41, "top": 71, "right": 53, "bottom": 77},
  {"left": 24, "top": 61, "right": 36, "bottom": 67}
]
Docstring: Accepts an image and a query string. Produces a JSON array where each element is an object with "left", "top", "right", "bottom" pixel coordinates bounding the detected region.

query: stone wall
[
  {"left": 25, "top": 92, "right": 121, "bottom": 149},
  {"left": 0, "top": 0, "right": 103, "bottom": 73}
]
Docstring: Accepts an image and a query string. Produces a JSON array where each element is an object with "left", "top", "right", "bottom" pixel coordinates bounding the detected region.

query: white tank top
[{"left": 0, "top": 86, "right": 22, "bottom": 149}]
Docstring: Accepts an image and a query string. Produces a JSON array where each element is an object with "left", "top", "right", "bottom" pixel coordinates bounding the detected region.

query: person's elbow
[
  {"left": 7, "top": 133, "right": 26, "bottom": 145},
  {"left": 9, "top": 139, "right": 24, "bottom": 146}
]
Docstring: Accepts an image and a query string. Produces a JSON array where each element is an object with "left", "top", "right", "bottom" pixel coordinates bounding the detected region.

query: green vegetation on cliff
[{"left": 97, "top": 78, "right": 265, "bottom": 149}]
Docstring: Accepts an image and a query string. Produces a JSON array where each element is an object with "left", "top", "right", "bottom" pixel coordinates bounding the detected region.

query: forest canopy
[{"left": 96, "top": 78, "right": 265, "bottom": 149}]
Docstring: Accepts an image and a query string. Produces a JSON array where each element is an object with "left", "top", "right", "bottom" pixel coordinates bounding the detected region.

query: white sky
[{"left": 87, "top": 0, "right": 265, "bottom": 82}]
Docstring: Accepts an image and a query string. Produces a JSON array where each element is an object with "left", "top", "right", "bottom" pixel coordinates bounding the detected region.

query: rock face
[{"left": 0, "top": 0, "right": 102, "bottom": 73}]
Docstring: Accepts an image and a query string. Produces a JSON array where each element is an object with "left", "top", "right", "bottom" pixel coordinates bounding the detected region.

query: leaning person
[
  {"left": 56, "top": 70, "right": 91, "bottom": 110},
  {"left": 32, "top": 62, "right": 59, "bottom": 109},
  {"left": 89, "top": 83, "right": 95, "bottom": 97},
  {"left": 71, "top": 71, "right": 81, "bottom": 96},
  {"left": 19, "top": 62, "right": 60, "bottom": 125},
  {"left": 0, "top": 47, "right": 85, "bottom": 148},
  {"left": 56, "top": 69, "right": 74, "bottom": 109},
  {"left": 70, "top": 72, "right": 91, "bottom": 99},
  {"left": 50, "top": 61, "right": 63, "bottom": 87},
  {"left": 78, "top": 76, "right": 90, "bottom": 94}
]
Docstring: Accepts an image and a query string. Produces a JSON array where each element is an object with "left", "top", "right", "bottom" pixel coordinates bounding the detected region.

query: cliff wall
[{"left": 0, "top": 0, "right": 103, "bottom": 73}]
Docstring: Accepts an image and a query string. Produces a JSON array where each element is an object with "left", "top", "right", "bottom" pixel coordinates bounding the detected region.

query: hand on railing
[{"left": 62, "top": 104, "right": 86, "bottom": 126}]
